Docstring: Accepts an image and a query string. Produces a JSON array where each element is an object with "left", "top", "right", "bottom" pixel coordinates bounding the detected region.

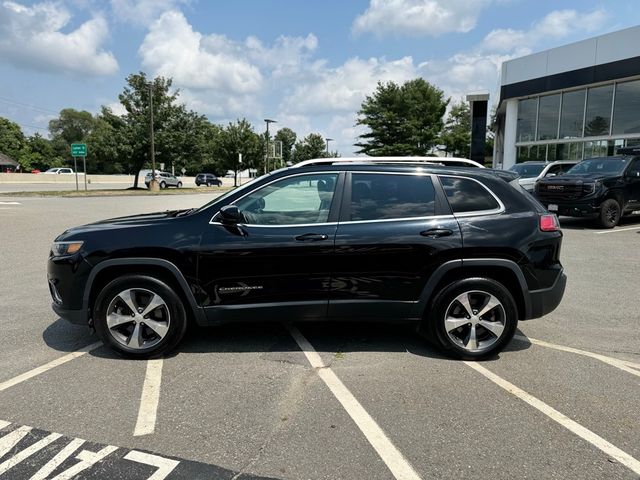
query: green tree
[
  {"left": 274, "top": 127, "right": 297, "bottom": 164},
  {"left": 219, "top": 119, "right": 262, "bottom": 186},
  {"left": 355, "top": 78, "right": 448, "bottom": 156},
  {"left": 49, "top": 108, "right": 96, "bottom": 145},
  {"left": 440, "top": 101, "right": 471, "bottom": 158},
  {"left": 292, "top": 133, "right": 329, "bottom": 162},
  {"left": 18, "top": 133, "right": 63, "bottom": 171},
  {"left": 0, "top": 117, "right": 26, "bottom": 161},
  {"left": 87, "top": 107, "right": 129, "bottom": 174}
]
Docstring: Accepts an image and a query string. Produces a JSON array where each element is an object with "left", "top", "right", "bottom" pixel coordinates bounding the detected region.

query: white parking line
[
  {"left": 133, "top": 358, "right": 164, "bottom": 436},
  {"left": 0, "top": 420, "right": 9, "bottom": 430},
  {"left": 289, "top": 326, "right": 422, "bottom": 480},
  {"left": 513, "top": 335, "right": 640, "bottom": 378},
  {"left": 465, "top": 361, "right": 640, "bottom": 476},
  {"left": 0, "top": 201, "right": 21, "bottom": 205},
  {"left": 0, "top": 342, "right": 102, "bottom": 392},
  {"left": 594, "top": 226, "right": 639, "bottom": 234}
]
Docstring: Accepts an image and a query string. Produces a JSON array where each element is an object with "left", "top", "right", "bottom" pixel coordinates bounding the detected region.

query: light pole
[
  {"left": 325, "top": 137, "right": 334, "bottom": 155},
  {"left": 264, "top": 118, "right": 277, "bottom": 173},
  {"left": 148, "top": 80, "right": 159, "bottom": 191}
]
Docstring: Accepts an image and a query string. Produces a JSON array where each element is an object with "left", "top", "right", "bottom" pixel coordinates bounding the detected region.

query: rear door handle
[
  {"left": 420, "top": 228, "right": 453, "bottom": 238},
  {"left": 295, "top": 233, "right": 329, "bottom": 242}
]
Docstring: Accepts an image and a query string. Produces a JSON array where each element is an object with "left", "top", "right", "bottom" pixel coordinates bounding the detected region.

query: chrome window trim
[
  {"left": 338, "top": 214, "right": 455, "bottom": 225},
  {"left": 439, "top": 175, "right": 506, "bottom": 217},
  {"left": 208, "top": 171, "right": 340, "bottom": 226}
]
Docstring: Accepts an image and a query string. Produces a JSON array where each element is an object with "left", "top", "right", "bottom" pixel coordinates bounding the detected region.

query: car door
[
  {"left": 624, "top": 158, "right": 640, "bottom": 210},
  {"left": 197, "top": 171, "right": 344, "bottom": 324},
  {"left": 329, "top": 171, "right": 462, "bottom": 320}
]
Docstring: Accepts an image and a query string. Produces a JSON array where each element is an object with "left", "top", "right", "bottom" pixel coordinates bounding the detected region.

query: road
[{"left": 0, "top": 194, "right": 639, "bottom": 479}]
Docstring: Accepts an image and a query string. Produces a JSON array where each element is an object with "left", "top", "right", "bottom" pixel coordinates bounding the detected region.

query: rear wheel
[
  {"left": 423, "top": 277, "right": 518, "bottom": 359},
  {"left": 598, "top": 199, "right": 620, "bottom": 228},
  {"left": 94, "top": 275, "right": 188, "bottom": 358}
]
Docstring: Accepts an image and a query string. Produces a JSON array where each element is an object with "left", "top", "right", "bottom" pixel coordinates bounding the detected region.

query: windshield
[
  {"left": 45, "top": 168, "right": 58, "bottom": 173},
  {"left": 508, "top": 163, "right": 545, "bottom": 178},
  {"left": 194, "top": 171, "right": 274, "bottom": 212},
  {"left": 567, "top": 157, "right": 630, "bottom": 175}
]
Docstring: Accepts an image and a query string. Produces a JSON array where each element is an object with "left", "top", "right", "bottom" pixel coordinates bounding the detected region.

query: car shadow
[
  {"left": 559, "top": 215, "right": 640, "bottom": 231},
  {"left": 43, "top": 318, "right": 531, "bottom": 362}
]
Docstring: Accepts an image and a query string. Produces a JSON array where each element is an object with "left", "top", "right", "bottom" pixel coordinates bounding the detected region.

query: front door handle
[
  {"left": 420, "top": 228, "right": 453, "bottom": 238},
  {"left": 295, "top": 233, "right": 329, "bottom": 242}
]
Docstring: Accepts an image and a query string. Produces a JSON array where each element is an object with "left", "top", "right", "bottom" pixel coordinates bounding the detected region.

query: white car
[
  {"left": 509, "top": 161, "right": 578, "bottom": 192},
  {"left": 43, "top": 168, "right": 76, "bottom": 174}
]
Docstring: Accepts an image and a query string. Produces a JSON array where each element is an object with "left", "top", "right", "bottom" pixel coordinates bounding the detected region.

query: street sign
[
  {"left": 71, "top": 143, "right": 87, "bottom": 157},
  {"left": 181, "top": 168, "right": 186, "bottom": 175}
]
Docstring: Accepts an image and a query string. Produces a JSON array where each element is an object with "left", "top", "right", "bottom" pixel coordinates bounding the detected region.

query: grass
[{"left": 3, "top": 187, "right": 234, "bottom": 197}]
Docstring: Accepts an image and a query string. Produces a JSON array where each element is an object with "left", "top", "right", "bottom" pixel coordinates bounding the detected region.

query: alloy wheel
[
  {"left": 444, "top": 290, "right": 506, "bottom": 354},
  {"left": 105, "top": 288, "right": 171, "bottom": 350}
]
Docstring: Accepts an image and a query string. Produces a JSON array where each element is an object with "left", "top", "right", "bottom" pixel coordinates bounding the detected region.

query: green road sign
[{"left": 71, "top": 143, "right": 87, "bottom": 157}]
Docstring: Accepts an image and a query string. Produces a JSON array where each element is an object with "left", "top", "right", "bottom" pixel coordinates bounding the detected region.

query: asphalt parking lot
[{"left": 0, "top": 193, "right": 639, "bottom": 479}]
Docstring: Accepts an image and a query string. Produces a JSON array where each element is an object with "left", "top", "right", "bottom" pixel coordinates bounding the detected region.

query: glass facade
[{"left": 515, "top": 78, "right": 640, "bottom": 163}]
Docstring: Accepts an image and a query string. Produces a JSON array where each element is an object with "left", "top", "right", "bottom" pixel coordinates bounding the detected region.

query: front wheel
[
  {"left": 177, "top": 181, "right": 182, "bottom": 188},
  {"left": 422, "top": 277, "right": 518, "bottom": 359},
  {"left": 598, "top": 199, "right": 620, "bottom": 228},
  {"left": 94, "top": 275, "right": 188, "bottom": 358}
]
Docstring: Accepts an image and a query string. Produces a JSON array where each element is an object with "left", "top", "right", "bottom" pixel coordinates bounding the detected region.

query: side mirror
[
  {"left": 219, "top": 205, "right": 243, "bottom": 224},
  {"left": 629, "top": 170, "right": 640, "bottom": 178}
]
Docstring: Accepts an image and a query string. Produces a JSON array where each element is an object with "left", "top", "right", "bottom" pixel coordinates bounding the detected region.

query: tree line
[{"left": 0, "top": 73, "right": 489, "bottom": 186}]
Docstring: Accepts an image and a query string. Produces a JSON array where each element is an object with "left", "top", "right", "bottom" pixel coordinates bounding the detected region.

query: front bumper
[
  {"left": 51, "top": 302, "right": 87, "bottom": 325},
  {"left": 537, "top": 199, "right": 600, "bottom": 217},
  {"left": 526, "top": 271, "right": 567, "bottom": 319}
]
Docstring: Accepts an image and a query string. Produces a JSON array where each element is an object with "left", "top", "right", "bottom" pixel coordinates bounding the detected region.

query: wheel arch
[
  {"left": 84, "top": 258, "right": 206, "bottom": 327},
  {"left": 415, "top": 259, "right": 531, "bottom": 321}
]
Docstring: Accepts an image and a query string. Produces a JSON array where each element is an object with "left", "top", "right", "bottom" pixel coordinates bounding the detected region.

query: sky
[{"left": 1, "top": 0, "right": 640, "bottom": 155}]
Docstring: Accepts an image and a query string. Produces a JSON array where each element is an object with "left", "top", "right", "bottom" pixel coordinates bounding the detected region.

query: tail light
[{"left": 540, "top": 214, "right": 560, "bottom": 232}]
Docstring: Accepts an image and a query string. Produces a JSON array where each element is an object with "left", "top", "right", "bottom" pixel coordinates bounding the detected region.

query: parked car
[
  {"left": 44, "top": 168, "right": 75, "bottom": 174},
  {"left": 144, "top": 171, "right": 182, "bottom": 189},
  {"left": 195, "top": 173, "right": 222, "bottom": 187},
  {"left": 509, "top": 161, "right": 579, "bottom": 192},
  {"left": 48, "top": 157, "right": 566, "bottom": 359},
  {"left": 536, "top": 149, "right": 640, "bottom": 228}
]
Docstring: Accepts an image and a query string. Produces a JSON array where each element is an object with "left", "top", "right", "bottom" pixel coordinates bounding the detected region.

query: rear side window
[
  {"left": 350, "top": 173, "right": 435, "bottom": 221},
  {"left": 440, "top": 176, "right": 500, "bottom": 213}
]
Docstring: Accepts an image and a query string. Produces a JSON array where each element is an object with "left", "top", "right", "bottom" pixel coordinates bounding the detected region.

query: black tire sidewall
[
  {"left": 177, "top": 182, "right": 182, "bottom": 188},
  {"left": 425, "top": 277, "right": 518, "bottom": 359},
  {"left": 599, "top": 199, "right": 620, "bottom": 228},
  {"left": 94, "top": 275, "right": 187, "bottom": 358}
]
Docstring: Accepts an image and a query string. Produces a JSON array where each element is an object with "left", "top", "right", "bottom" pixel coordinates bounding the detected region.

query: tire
[
  {"left": 422, "top": 277, "right": 518, "bottom": 359},
  {"left": 598, "top": 199, "right": 620, "bottom": 228},
  {"left": 177, "top": 181, "right": 182, "bottom": 188},
  {"left": 159, "top": 181, "right": 167, "bottom": 189},
  {"left": 93, "top": 275, "right": 188, "bottom": 358}
]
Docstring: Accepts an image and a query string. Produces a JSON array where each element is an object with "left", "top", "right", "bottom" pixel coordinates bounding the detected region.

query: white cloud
[
  {"left": 282, "top": 56, "right": 418, "bottom": 114},
  {"left": 110, "top": 0, "right": 189, "bottom": 26},
  {"left": 482, "top": 9, "right": 608, "bottom": 53},
  {"left": 0, "top": 1, "right": 118, "bottom": 75},
  {"left": 352, "top": 0, "right": 493, "bottom": 37}
]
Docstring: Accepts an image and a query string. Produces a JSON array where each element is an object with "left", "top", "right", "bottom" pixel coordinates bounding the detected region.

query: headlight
[
  {"left": 51, "top": 241, "right": 84, "bottom": 257},
  {"left": 582, "top": 180, "right": 602, "bottom": 194}
]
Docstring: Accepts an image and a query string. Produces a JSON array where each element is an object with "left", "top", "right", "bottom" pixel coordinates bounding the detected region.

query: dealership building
[{"left": 493, "top": 25, "right": 640, "bottom": 169}]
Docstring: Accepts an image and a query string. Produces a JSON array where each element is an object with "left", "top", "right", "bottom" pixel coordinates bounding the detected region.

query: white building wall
[{"left": 503, "top": 99, "right": 518, "bottom": 169}]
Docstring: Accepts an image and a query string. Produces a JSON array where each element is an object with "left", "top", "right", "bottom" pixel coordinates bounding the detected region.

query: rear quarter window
[{"left": 440, "top": 176, "right": 500, "bottom": 213}]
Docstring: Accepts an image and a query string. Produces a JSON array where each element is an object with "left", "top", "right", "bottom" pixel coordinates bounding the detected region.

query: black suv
[
  {"left": 195, "top": 173, "right": 222, "bottom": 187},
  {"left": 535, "top": 149, "right": 640, "bottom": 228},
  {"left": 48, "top": 159, "right": 566, "bottom": 359}
]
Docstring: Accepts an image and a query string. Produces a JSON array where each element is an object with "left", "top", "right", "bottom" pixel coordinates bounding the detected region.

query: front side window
[
  {"left": 235, "top": 173, "right": 338, "bottom": 225},
  {"left": 349, "top": 174, "right": 435, "bottom": 221},
  {"left": 440, "top": 176, "right": 500, "bottom": 213}
]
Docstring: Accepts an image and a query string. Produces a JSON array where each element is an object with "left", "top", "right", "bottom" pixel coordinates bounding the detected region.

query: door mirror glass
[{"left": 219, "top": 205, "right": 243, "bottom": 224}]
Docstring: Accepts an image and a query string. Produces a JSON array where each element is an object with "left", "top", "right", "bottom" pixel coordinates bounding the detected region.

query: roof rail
[
  {"left": 292, "top": 156, "right": 485, "bottom": 168},
  {"left": 616, "top": 145, "right": 640, "bottom": 155}
]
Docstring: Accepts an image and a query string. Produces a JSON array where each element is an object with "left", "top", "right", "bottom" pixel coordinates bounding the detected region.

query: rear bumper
[
  {"left": 52, "top": 302, "right": 87, "bottom": 325},
  {"left": 525, "top": 270, "right": 567, "bottom": 320}
]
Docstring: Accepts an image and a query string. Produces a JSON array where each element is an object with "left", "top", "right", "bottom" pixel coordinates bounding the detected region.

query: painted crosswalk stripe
[
  {"left": 0, "top": 342, "right": 102, "bottom": 392},
  {"left": 465, "top": 361, "right": 640, "bottom": 476},
  {"left": 289, "top": 325, "right": 422, "bottom": 480}
]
